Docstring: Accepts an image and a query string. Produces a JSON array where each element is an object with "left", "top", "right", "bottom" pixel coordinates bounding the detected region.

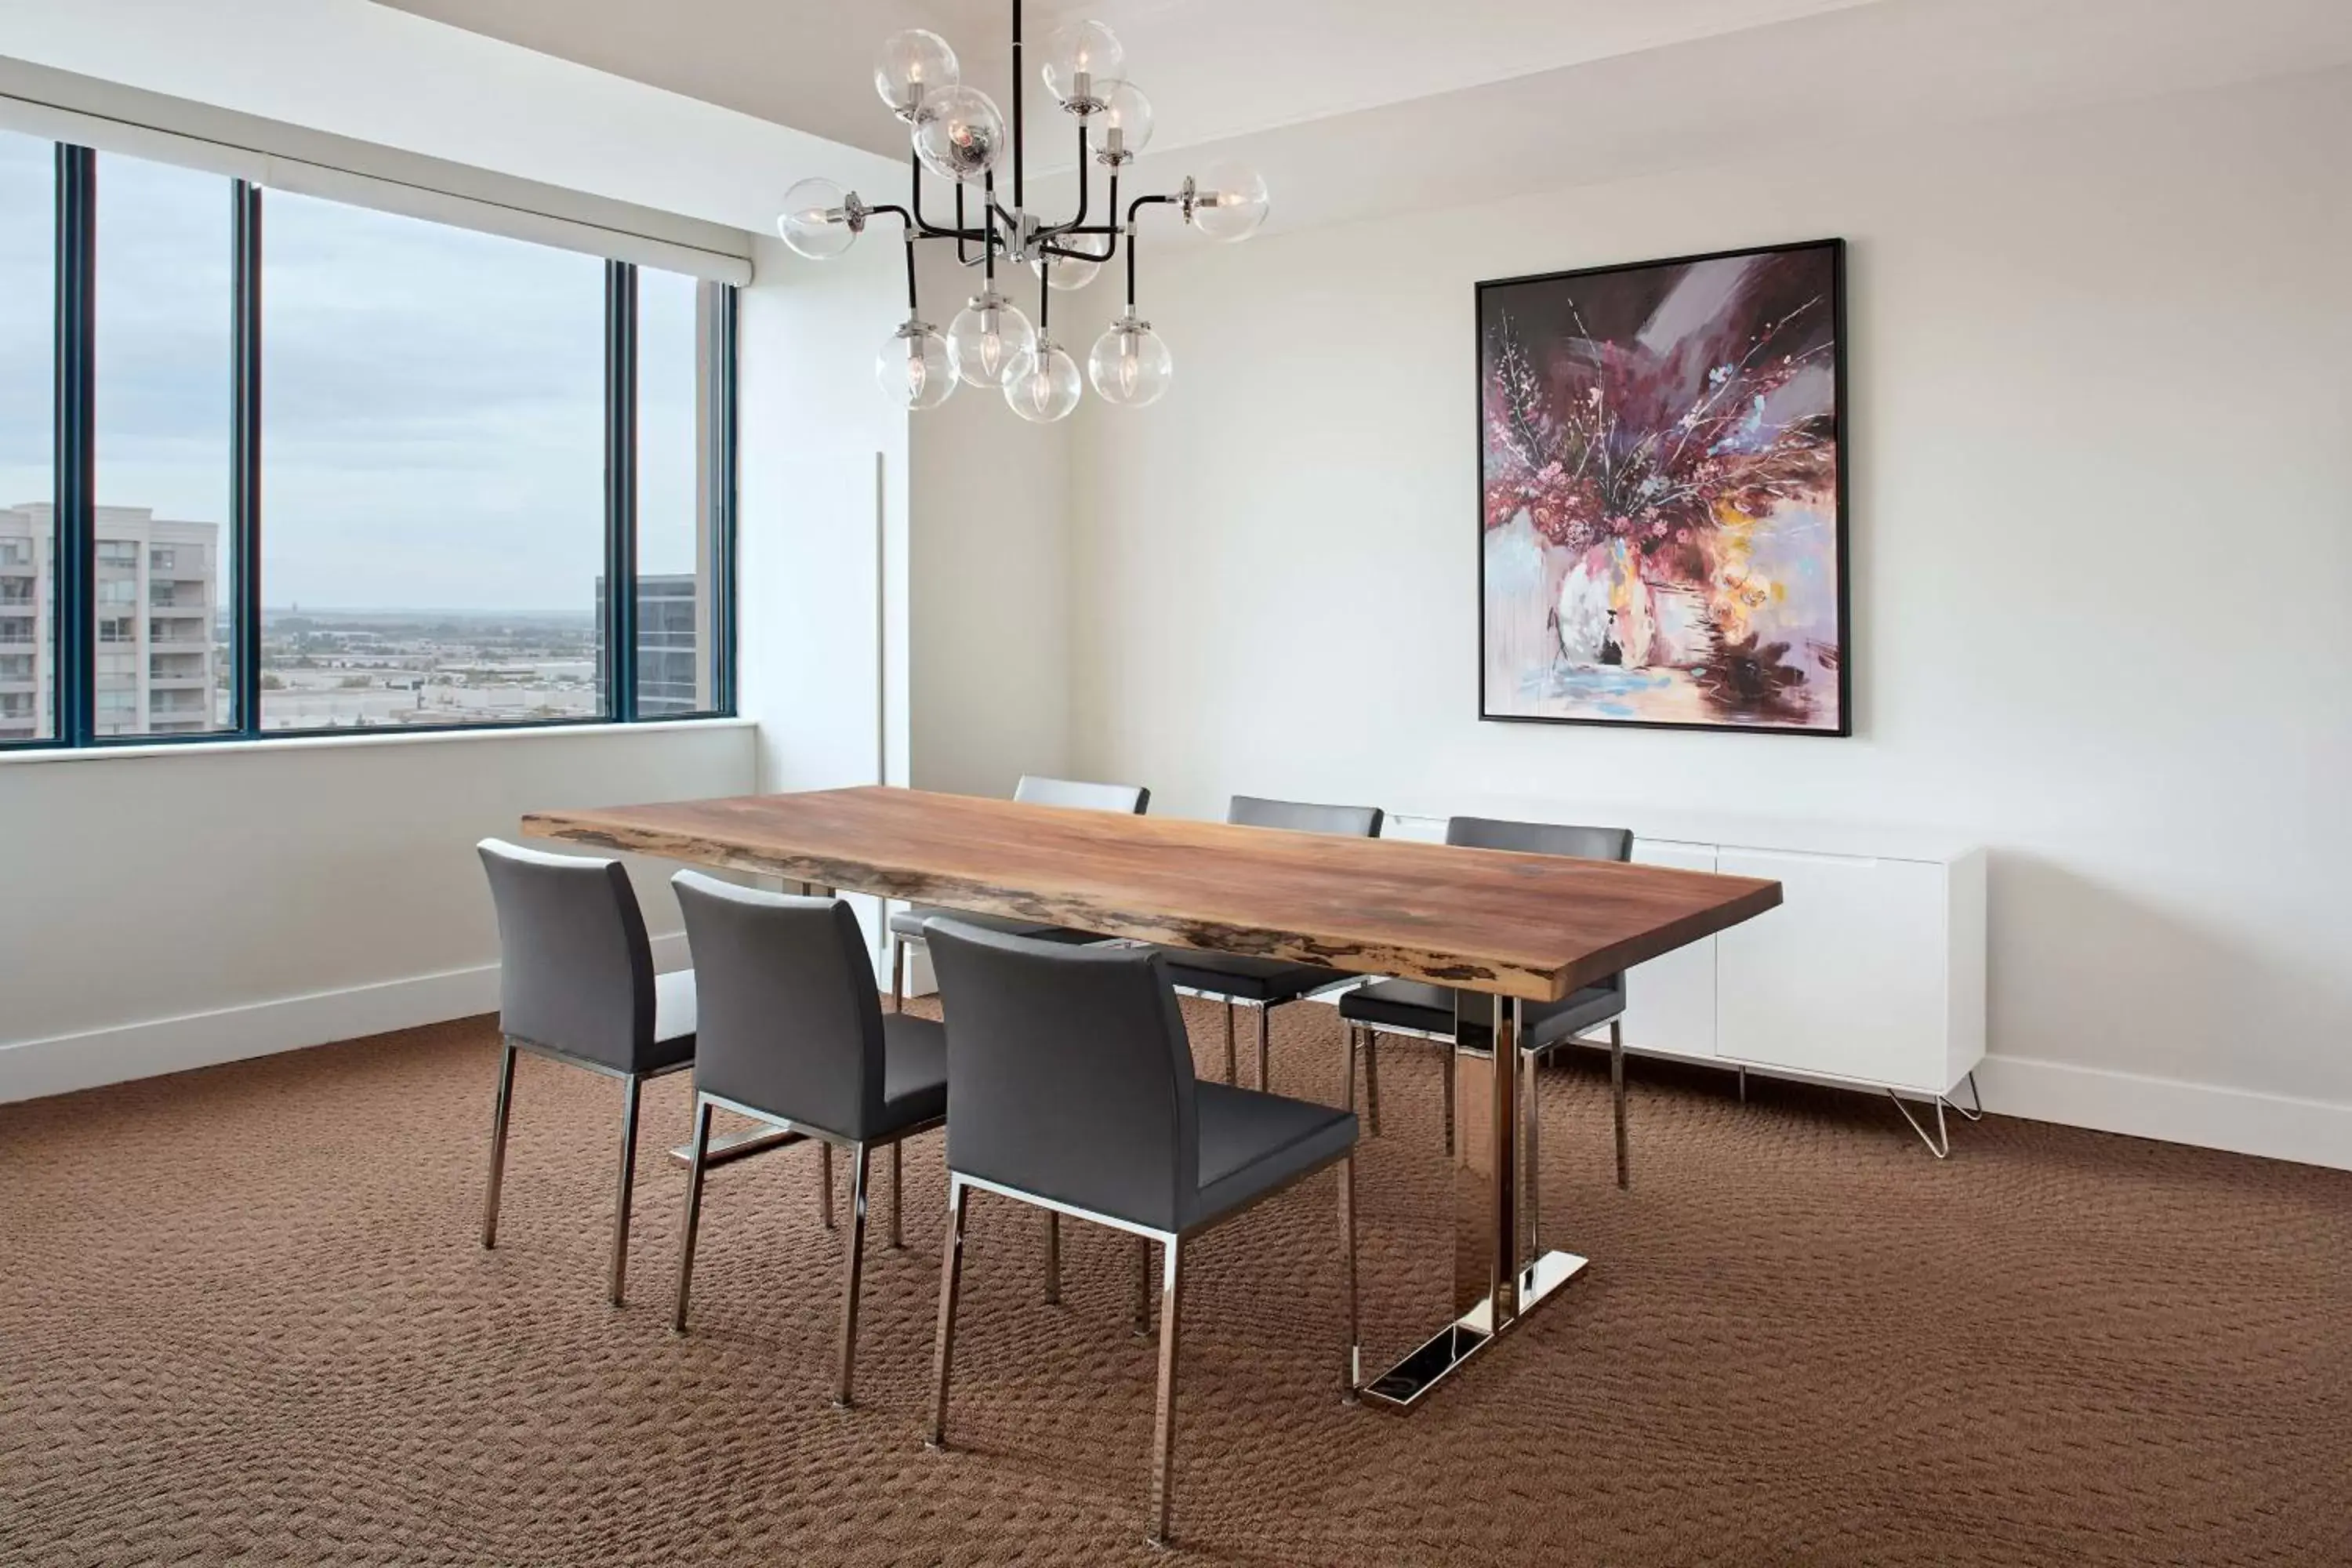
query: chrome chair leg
[
  {"left": 819, "top": 1141, "right": 835, "bottom": 1230},
  {"left": 608, "top": 1073, "right": 644, "bottom": 1308},
  {"left": 1044, "top": 1210, "right": 1062, "bottom": 1305},
  {"left": 927, "top": 1178, "right": 970, "bottom": 1449},
  {"left": 835, "top": 1142, "right": 870, "bottom": 1407},
  {"left": 1145, "top": 1235, "right": 1186, "bottom": 1548},
  {"left": 1610, "top": 1019, "right": 1628, "bottom": 1190},
  {"left": 890, "top": 1140, "right": 905, "bottom": 1249},
  {"left": 1339, "top": 1152, "right": 1359, "bottom": 1404},
  {"left": 1441, "top": 1034, "right": 1454, "bottom": 1157},
  {"left": 1222, "top": 1002, "right": 1237, "bottom": 1084},
  {"left": 1132, "top": 1234, "right": 1152, "bottom": 1337},
  {"left": 672, "top": 1096, "right": 715, "bottom": 1333},
  {"left": 891, "top": 935, "right": 908, "bottom": 1014},
  {"left": 1521, "top": 1046, "right": 1541, "bottom": 1261},
  {"left": 1254, "top": 1004, "right": 1271, "bottom": 1093},
  {"left": 1362, "top": 1029, "right": 1381, "bottom": 1136},
  {"left": 480, "top": 1039, "right": 517, "bottom": 1249}
]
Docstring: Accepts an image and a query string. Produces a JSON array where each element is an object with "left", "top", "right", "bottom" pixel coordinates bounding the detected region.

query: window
[
  {"left": 93, "top": 153, "right": 234, "bottom": 739},
  {"left": 633, "top": 268, "right": 728, "bottom": 717},
  {"left": 261, "top": 191, "right": 605, "bottom": 731},
  {"left": 0, "top": 131, "right": 733, "bottom": 751},
  {"left": 0, "top": 130, "right": 51, "bottom": 740}
]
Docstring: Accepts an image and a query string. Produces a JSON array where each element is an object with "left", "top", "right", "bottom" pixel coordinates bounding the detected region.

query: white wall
[
  {"left": 906, "top": 245, "right": 1076, "bottom": 799},
  {"left": 0, "top": 724, "right": 757, "bottom": 1100},
  {"left": 1069, "top": 67, "right": 2352, "bottom": 1160},
  {"left": 0, "top": 0, "right": 916, "bottom": 1098}
]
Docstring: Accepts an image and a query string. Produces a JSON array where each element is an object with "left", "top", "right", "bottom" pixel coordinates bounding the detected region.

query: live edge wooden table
[{"left": 523, "top": 785, "right": 1781, "bottom": 1410}]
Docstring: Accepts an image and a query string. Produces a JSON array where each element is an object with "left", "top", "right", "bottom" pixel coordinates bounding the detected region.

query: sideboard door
[{"left": 1713, "top": 848, "right": 1951, "bottom": 1094}]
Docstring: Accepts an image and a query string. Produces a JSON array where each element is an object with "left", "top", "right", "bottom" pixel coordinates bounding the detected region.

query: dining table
[{"left": 522, "top": 784, "right": 1783, "bottom": 1410}]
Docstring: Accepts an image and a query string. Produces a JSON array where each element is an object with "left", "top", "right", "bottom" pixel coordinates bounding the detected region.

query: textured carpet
[{"left": 3, "top": 999, "right": 2347, "bottom": 1566}]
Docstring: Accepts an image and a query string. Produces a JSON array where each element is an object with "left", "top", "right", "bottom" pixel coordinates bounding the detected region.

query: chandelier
[{"left": 775, "top": 2, "right": 1269, "bottom": 421}]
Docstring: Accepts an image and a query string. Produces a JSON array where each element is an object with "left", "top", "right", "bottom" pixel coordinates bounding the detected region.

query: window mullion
[
  {"left": 54, "top": 143, "right": 95, "bottom": 748},
  {"left": 604, "top": 260, "right": 638, "bottom": 724},
  {"left": 231, "top": 181, "right": 262, "bottom": 739}
]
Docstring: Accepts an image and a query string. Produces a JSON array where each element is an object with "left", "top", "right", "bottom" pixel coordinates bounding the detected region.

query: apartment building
[{"left": 0, "top": 504, "right": 222, "bottom": 740}]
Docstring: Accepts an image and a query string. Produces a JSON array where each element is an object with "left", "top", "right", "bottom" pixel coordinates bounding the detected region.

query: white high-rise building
[{"left": 0, "top": 504, "right": 222, "bottom": 740}]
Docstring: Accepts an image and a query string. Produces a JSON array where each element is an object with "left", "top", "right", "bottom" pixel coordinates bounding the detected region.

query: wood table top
[{"left": 522, "top": 786, "right": 1783, "bottom": 1002}]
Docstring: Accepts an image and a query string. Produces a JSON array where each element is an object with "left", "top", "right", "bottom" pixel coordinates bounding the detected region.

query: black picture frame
[{"left": 1475, "top": 236, "right": 1851, "bottom": 738}]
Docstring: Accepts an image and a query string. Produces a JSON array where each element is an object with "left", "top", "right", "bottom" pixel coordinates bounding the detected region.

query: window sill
[{"left": 0, "top": 716, "right": 753, "bottom": 766}]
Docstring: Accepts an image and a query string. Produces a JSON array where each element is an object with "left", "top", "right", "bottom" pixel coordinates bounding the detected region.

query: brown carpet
[{"left": 3, "top": 999, "right": 2347, "bottom": 1566}]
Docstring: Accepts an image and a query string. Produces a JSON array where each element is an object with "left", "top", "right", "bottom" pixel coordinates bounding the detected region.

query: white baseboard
[
  {"left": 0, "top": 933, "right": 691, "bottom": 1107},
  {"left": 1976, "top": 1054, "right": 2352, "bottom": 1173},
  {"left": 8, "top": 948, "right": 2344, "bottom": 1174}
]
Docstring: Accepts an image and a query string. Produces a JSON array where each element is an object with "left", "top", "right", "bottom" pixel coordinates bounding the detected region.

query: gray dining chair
[
  {"left": 475, "top": 837, "right": 695, "bottom": 1307},
  {"left": 1158, "top": 795, "right": 1384, "bottom": 1093},
  {"left": 923, "top": 920, "right": 1360, "bottom": 1549},
  {"left": 668, "top": 872, "right": 947, "bottom": 1407},
  {"left": 887, "top": 774, "right": 1151, "bottom": 1011},
  {"left": 1338, "top": 817, "right": 1634, "bottom": 1207}
]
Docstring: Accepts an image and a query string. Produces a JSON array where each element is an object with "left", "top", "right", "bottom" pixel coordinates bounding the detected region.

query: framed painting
[{"left": 1477, "top": 238, "right": 1849, "bottom": 735}]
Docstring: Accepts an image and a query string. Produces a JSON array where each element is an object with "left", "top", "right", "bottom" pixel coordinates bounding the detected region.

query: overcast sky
[{"left": 0, "top": 128, "right": 702, "bottom": 613}]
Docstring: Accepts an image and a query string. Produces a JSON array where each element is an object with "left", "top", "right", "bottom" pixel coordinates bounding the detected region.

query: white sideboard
[{"left": 1383, "top": 813, "right": 1986, "bottom": 1100}]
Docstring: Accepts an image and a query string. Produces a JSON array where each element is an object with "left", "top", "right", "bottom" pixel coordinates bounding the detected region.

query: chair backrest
[
  {"left": 673, "top": 870, "right": 886, "bottom": 1139},
  {"left": 1229, "top": 794, "right": 1385, "bottom": 838},
  {"left": 926, "top": 920, "right": 1196, "bottom": 1234},
  {"left": 477, "top": 837, "right": 656, "bottom": 1071},
  {"left": 1445, "top": 816, "right": 1635, "bottom": 992},
  {"left": 1014, "top": 775, "right": 1152, "bottom": 815}
]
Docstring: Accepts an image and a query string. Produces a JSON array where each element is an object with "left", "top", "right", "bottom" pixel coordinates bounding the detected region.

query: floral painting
[{"left": 1478, "top": 239, "right": 1848, "bottom": 735}]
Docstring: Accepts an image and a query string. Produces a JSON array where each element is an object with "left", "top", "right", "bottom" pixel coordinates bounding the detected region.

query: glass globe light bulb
[
  {"left": 1004, "top": 337, "right": 1082, "bottom": 423},
  {"left": 1043, "top": 20, "right": 1124, "bottom": 113},
  {"left": 912, "top": 85, "right": 1008, "bottom": 185},
  {"left": 946, "top": 291, "right": 1036, "bottom": 388},
  {"left": 1187, "top": 162, "right": 1271, "bottom": 242},
  {"left": 876, "top": 320, "right": 956, "bottom": 411},
  {"left": 1088, "top": 315, "right": 1172, "bottom": 407},
  {"left": 776, "top": 176, "right": 862, "bottom": 260},
  {"left": 1089, "top": 82, "right": 1155, "bottom": 165},
  {"left": 873, "top": 29, "right": 959, "bottom": 120},
  {"left": 1030, "top": 249, "right": 1103, "bottom": 292}
]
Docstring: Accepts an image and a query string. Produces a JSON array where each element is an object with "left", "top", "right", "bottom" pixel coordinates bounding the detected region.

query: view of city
[{"left": 0, "top": 501, "right": 701, "bottom": 738}]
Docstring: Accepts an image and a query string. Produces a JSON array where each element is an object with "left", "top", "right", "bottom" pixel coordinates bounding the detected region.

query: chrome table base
[
  {"left": 667, "top": 1120, "right": 804, "bottom": 1168},
  {"left": 1360, "top": 1247, "right": 1588, "bottom": 1410},
  {"left": 1355, "top": 993, "right": 1593, "bottom": 1412}
]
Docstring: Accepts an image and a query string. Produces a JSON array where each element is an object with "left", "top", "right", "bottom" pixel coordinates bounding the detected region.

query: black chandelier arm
[
  {"left": 953, "top": 183, "right": 982, "bottom": 266},
  {"left": 1122, "top": 191, "right": 1182, "bottom": 310},
  {"left": 908, "top": 152, "right": 991, "bottom": 245},
  {"left": 859, "top": 203, "right": 924, "bottom": 314}
]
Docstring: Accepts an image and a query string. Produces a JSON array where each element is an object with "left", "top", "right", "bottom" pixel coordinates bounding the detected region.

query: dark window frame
[{"left": 1, "top": 138, "right": 739, "bottom": 753}]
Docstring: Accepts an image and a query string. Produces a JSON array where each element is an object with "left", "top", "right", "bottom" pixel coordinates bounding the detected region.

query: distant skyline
[{"left": 0, "top": 128, "right": 706, "bottom": 615}]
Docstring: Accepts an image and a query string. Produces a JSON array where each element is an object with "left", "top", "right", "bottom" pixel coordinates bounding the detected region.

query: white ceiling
[{"left": 375, "top": 0, "right": 2352, "bottom": 232}]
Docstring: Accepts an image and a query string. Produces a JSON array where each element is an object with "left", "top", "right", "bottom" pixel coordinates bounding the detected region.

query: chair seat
[
  {"left": 877, "top": 1013, "right": 949, "bottom": 1131},
  {"left": 1340, "top": 977, "right": 1624, "bottom": 1050},
  {"left": 1160, "top": 950, "right": 1351, "bottom": 1005},
  {"left": 644, "top": 968, "right": 698, "bottom": 1072},
  {"left": 892, "top": 906, "right": 1100, "bottom": 946},
  {"left": 1188, "top": 1082, "right": 1358, "bottom": 1232}
]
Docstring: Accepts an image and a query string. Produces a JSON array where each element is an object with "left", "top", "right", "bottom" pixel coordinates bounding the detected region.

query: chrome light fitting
[{"left": 775, "top": 1, "right": 1269, "bottom": 421}]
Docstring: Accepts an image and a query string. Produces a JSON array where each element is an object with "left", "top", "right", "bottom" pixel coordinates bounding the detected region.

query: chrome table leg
[
  {"left": 1360, "top": 994, "right": 1585, "bottom": 1410},
  {"left": 891, "top": 935, "right": 907, "bottom": 1013},
  {"left": 1362, "top": 1028, "right": 1381, "bottom": 1135}
]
